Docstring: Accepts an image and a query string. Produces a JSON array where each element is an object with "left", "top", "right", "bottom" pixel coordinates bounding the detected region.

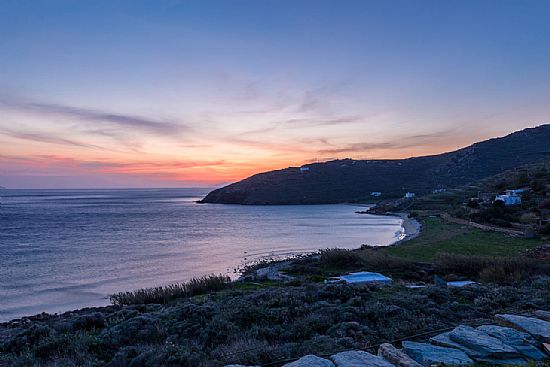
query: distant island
[{"left": 200, "top": 125, "right": 550, "bottom": 205}]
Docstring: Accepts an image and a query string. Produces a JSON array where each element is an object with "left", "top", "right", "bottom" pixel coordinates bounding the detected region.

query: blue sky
[{"left": 1, "top": 0, "right": 549, "bottom": 188}]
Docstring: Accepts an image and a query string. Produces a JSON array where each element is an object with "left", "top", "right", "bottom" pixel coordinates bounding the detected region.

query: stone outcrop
[
  {"left": 226, "top": 311, "right": 550, "bottom": 367},
  {"left": 283, "top": 355, "right": 335, "bottom": 367},
  {"left": 495, "top": 314, "right": 550, "bottom": 342},
  {"left": 534, "top": 310, "right": 550, "bottom": 322},
  {"left": 477, "top": 325, "right": 546, "bottom": 360},
  {"left": 331, "top": 350, "right": 395, "bottom": 367},
  {"left": 377, "top": 343, "right": 422, "bottom": 367},
  {"left": 401, "top": 341, "right": 474, "bottom": 366},
  {"left": 431, "top": 326, "right": 525, "bottom": 365}
]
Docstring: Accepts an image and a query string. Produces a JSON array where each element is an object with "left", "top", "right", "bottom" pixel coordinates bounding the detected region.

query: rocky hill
[{"left": 201, "top": 125, "right": 550, "bottom": 204}]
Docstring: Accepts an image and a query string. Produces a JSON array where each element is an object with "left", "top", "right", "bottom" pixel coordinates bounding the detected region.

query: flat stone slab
[
  {"left": 496, "top": 314, "right": 550, "bottom": 342},
  {"left": 449, "top": 325, "right": 520, "bottom": 358},
  {"left": 477, "top": 325, "right": 546, "bottom": 361},
  {"left": 402, "top": 341, "right": 473, "bottom": 366},
  {"left": 378, "top": 343, "right": 422, "bottom": 367},
  {"left": 283, "top": 355, "right": 335, "bottom": 367},
  {"left": 431, "top": 331, "right": 526, "bottom": 365},
  {"left": 534, "top": 310, "right": 550, "bottom": 322},
  {"left": 331, "top": 350, "right": 395, "bottom": 367}
]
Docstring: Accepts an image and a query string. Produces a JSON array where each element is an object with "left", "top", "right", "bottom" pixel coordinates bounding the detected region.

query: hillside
[
  {"left": 406, "top": 159, "right": 550, "bottom": 234},
  {"left": 200, "top": 125, "right": 550, "bottom": 204}
]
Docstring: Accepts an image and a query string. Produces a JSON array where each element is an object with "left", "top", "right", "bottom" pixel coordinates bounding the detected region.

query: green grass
[{"left": 384, "top": 217, "right": 543, "bottom": 262}]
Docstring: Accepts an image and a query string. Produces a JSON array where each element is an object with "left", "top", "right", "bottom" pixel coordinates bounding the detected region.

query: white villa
[
  {"left": 494, "top": 188, "right": 524, "bottom": 206},
  {"left": 299, "top": 167, "right": 310, "bottom": 173},
  {"left": 404, "top": 192, "right": 416, "bottom": 199}
]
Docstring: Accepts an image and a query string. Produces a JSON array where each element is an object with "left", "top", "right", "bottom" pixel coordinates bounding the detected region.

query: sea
[{"left": 0, "top": 188, "right": 404, "bottom": 321}]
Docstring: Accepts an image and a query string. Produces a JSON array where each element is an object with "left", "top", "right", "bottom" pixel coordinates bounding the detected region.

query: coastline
[
  {"left": 393, "top": 212, "right": 422, "bottom": 244},
  {"left": 2, "top": 210, "right": 422, "bottom": 323}
]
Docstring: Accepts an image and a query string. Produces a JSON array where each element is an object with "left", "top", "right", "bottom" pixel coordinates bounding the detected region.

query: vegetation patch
[
  {"left": 109, "top": 274, "right": 231, "bottom": 306},
  {"left": 384, "top": 217, "right": 543, "bottom": 262},
  {"left": 2, "top": 279, "right": 549, "bottom": 367}
]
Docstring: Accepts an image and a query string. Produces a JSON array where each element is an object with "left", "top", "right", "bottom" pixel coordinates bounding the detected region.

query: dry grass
[
  {"left": 434, "top": 253, "right": 550, "bottom": 283},
  {"left": 109, "top": 274, "right": 231, "bottom": 305}
]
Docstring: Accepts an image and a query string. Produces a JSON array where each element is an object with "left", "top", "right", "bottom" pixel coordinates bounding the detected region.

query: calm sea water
[{"left": 0, "top": 188, "right": 403, "bottom": 321}]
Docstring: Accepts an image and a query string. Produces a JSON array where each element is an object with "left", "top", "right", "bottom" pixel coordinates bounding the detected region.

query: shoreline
[
  {"left": 392, "top": 212, "right": 422, "bottom": 244},
  {"left": 2, "top": 208, "right": 414, "bottom": 324}
]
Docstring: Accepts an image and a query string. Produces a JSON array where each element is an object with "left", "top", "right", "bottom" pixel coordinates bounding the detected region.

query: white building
[
  {"left": 494, "top": 188, "right": 524, "bottom": 206},
  {"left": 495, "top": 194, "right": 521, "bottom": 206},
  {"left": 505, "top": 189, "right": 525, "bottom": 196},
  {"left": 404, "top": 192, "right": 415, "bottom": 199},
  {"left": 300, "top": 167, "right": 310, "bottom": 173},
  {"left": 370, "top": 192, "right": 382, "bottom": 197}
]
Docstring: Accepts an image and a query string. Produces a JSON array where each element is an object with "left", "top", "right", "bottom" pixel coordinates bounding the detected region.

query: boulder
[
  {"left": 283, "top": 355, "right": 335, "bottom": 367},
  {"left": 331, "top": 350, "right": 395, "bottom": 367},
  {"left": 477, "top": 325, "right": 546, "bottom": 360},
  {"left": 449, "top": 325, "right": 520, "bottom": 359},
  {"left": 377, "top": 343, "right": 422, "bottom": 367},
  {"left": 401, "top": 341, "right": 473, "bottom": 366},
  {"left": 431, "top": 330, "right": 526, "bottom": 365},
  {"left": 495, "top": 314, "right": 550, "bottom": 342},
  {"left": 534, "top": 310, "right": 550, "bottom": 322}
]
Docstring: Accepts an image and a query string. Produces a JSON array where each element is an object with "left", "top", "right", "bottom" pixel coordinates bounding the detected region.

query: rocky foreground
[
  {"left": 1, "top": 279, "right": 549, "bottom": 366},
  {"left": 228, "top": 312, "right": 550, "bottom": 366}
]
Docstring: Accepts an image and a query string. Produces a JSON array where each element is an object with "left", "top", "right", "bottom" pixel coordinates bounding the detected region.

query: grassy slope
[{"left": 384, "top": 217, "right": 543, "bottom": 262}]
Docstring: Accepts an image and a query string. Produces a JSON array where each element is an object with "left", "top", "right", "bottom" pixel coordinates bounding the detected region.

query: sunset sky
[{"left": 1, "top": 0, "right": 549, "bottom": 188}]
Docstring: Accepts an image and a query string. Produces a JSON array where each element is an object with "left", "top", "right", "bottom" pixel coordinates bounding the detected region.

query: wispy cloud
[
  {"left": 0, "top": 97, "right": 185, "bottom": 136},
  {"left": 0, "top": 128, "right": 104, "bottom": 149},
  {"left": 277, "top": 115, "right": 362, "bottom": 127},
  {"left": 318, "top": 130, "right": 457, "bottom": 155}
]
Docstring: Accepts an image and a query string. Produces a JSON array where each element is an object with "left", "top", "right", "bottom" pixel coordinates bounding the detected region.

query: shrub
[
  {"left": 109, "top": 274, "right": 231, "bottom": 306},
  {"left": 434, "top": 253, "right": 549, "bottom": 283},
  {"left": 519, "top": 212, "right": 539, "bottom": 224},
  {"left": 319, "top": 249, "right": 364, "bottom": 268},
  {"left": 540, "top": 222, "right": 550, "bottom": 235}
]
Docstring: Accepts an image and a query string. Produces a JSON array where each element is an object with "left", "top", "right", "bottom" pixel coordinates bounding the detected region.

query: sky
[{"left": 1, "top": 0, "right": 549, "bottom": 189}]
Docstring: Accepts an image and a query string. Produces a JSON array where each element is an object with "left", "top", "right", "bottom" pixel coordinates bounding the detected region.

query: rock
[
  {"left": 283, "top": 355, "right": 335, "bottom": 367},
  {"left": 430, "top": 331, "right": 526, "bottom": 365},
  {"left": 331, "top": 350, "right": 395, "bottom": 367},
  {"left": 534, "top": 310, "right": 550, "bottom": 322},
  {"left": 495, "top": 314, "right": 550, "bottom": 342},
  {"left": 448, "top": 325, "right": 520, "bottom": 359},
  {"left": 434, "top": 275, "right": 447, "bottom": 288},
  {"left": 430, "top": 331, "right": 468, "bottom": 349},
  {"left": 477, "top": 325, "right": 546, "bottom": 360},
  {"left": 401, "top": 341, "right": 473, "bottom": 366},
  {"left": 377, "top": 343, "right": 422, "bottom": 367}
]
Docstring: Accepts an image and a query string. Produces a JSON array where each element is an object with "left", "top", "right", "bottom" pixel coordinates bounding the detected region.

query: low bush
[
  {"left": 319, "top": 249, "right": 364, "bottom": 268},
  {"left": 3, "top": 279, "right": 550, "bottom": 367},
  {"left": 109, "top": 274, "right": 231, "bottom": 306},
  {"left": 434, "top": 253, "right": 549, "bottom": 283}
]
